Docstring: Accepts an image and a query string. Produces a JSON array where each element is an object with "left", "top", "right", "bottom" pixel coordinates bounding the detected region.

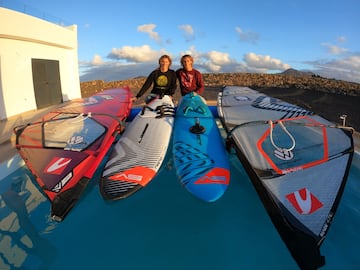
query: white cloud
[
  {"left": 321, "top": 43, "right": 349, "bottom": 55},
  {"left": 182, "top": 45, "right": 198, "bottom": 55},
  {"left": 80, "top": 62, "right": 156, "bottom": 82},
  {"left": 91, "top": 54, "right": 103, "bottom": 65},
  {"left": 201, "top": 51, "right": 232, "bottom": 72},
  {"left": 137, "top": 24, "right": 161, "bottom": 43},
  {"left": 308, "top": 54, "right": 360, "bottom": 83},
  {"left": 340, "top": 55, "right": 360, "bottom": 70},
  {"left": 243, "top": 52, "right": 290, "bottom": 71},
  {"left": 207, "top": 51, "right": 231, "bottom": 65},
  {"left": 178, "top": 24, "right": 195, "bottom": 41},
  {"left": 235, "top": 26, "right": 259, "bottom": 44},
  {"left": 178, "top": 46, "right": 202, "bottom": 64},
  {"left": 337, "top": 36, "right": 346, "bottom": 43},
  {"left": 107, "top": 45, "right": 165, "bottom": 63},
  {"left": 204, "top": 63, "right": 220, "bottom": 72},
  {"left": 178, "top": 24, "right": 194, "bottom": 35},
  {"left": 80, "top": 45, "right": 359, "bottom": 84}
]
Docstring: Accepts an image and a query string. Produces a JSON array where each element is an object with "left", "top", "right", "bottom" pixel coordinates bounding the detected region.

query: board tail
[
  {"left": 174, "top": 144, "right": 230, "bottom": 201},
  {"left": 100, "top": 178, "right": 143, "bottom": 200},
  {"left": 100, "top": 167, "right": 156, "bottom": 200}
]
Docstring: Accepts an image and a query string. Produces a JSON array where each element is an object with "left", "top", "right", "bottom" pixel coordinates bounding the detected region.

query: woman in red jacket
[{"left": 176, "top": 54, "right": 204, "bottom": 97}]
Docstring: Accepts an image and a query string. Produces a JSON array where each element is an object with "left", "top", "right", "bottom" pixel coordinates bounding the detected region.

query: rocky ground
[
  {"left": 201, "top": 86, "right": 360, "bottom": 131},
  {"left": 254, "top": 87, "right": 360, "bottom": 131},
  {"left": 202, "top": 86, "right": 360, "bottom": 151}
]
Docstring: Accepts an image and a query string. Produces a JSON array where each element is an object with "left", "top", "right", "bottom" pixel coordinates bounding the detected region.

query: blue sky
[{"left": 7, "top": 0, "right": 360, "bottom": 83}]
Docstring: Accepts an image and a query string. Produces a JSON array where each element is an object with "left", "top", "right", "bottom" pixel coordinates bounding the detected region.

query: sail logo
[
  {"left": 67, "top": 136, "right": 84, "bottom": 145},
  {"left": 235, "top": 96, "right": 250, "bottom": 102},
  {"left": 52, "top": 172, "right": 73, "bottom": 193},
  {"left": 286, "top": 187, "right": 323, "bottom": 214},
  {"left": 109, "top": 173, "right": 143, "bottom": 182},
  {"left": 274, "top": 148, "right": 294, "bottom": 160},
  {"left": 65, "top": 136, "right": 85, "bottom": 151},
  {"left": 65, "top": 97, "right": 98, "bottom": 108},
  {"left": 44, "top": 157, "right": 72, "bottom": 175},
  {"left": 195, "top": 175, "right": 229, "bottom": 185},
  {"left": 82, "top": 96, "right": 99, "bottom": 106},
  {"left": 99, "top": 94, "right": 113, "bottom": 100},
  {"left": 194, "top": 168, "right": 230, "bottom": 185}
]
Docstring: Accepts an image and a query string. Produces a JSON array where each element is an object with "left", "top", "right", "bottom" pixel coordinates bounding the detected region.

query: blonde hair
[
  {"left": 158, "top": 54, "right": 172, "bottom": 66},
  {"left": 180, "top": 54, "right": 193, "bottom": 67}
]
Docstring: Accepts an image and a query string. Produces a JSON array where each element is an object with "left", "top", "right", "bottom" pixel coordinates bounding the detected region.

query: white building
[{"left": 0, "top": 7, "right": 81, "bottom": 120}]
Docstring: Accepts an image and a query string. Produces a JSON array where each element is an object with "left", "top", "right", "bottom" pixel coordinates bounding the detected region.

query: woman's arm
[{"left": 135, "top": 71, "right": 155, "bottom": 98}]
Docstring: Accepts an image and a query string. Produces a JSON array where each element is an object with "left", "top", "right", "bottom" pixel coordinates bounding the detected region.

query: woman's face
[
  {"left": 159, "top": 58, "right": 171, "bottom": 70},
  {"left": 182, "top": 57, "right": 193, "bottom": 71}
]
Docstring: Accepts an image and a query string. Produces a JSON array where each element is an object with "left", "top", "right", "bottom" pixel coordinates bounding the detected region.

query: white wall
[{"left": 0, "top": 7, "right": 81, "bottom": 120}]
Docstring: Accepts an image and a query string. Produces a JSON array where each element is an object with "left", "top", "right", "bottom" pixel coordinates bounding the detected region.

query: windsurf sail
[
  {"left": 218, "top": 86, "right": 354, "bottom": 269},
  {"left": 14, "top": 88, "right": 132, "bottom": 221}
]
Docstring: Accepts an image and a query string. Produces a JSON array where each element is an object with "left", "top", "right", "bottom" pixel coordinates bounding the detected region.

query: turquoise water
[{"left": 0, "top": 148, "right": 359, "bottom": 269}]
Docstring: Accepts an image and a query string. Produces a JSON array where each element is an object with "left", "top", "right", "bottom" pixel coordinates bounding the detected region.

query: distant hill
[{"left": 280, "top": 68, "right": 315, "bottom": 77}]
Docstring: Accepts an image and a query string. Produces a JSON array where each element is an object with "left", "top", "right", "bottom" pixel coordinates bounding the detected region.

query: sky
[{"left": 7, "top": 0, "right": 360, "bottom": 83}]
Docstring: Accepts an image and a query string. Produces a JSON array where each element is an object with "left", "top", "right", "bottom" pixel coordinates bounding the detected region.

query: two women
[{"left": 134, "top": 54, "right": 204, "bottom": 102}]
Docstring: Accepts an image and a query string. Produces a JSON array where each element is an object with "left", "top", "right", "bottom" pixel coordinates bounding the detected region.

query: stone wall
[{"left": 80, "top": 73, "right": 360, "bottom": 98}]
